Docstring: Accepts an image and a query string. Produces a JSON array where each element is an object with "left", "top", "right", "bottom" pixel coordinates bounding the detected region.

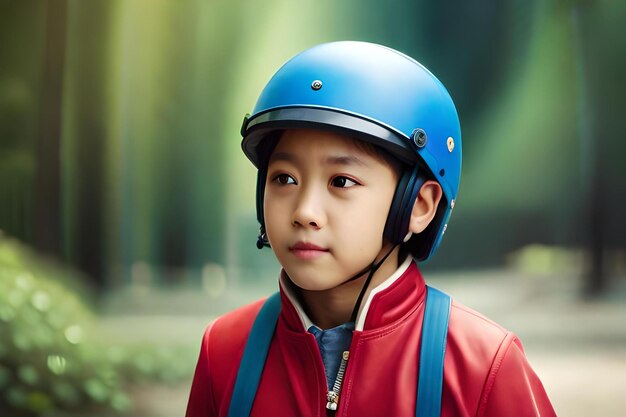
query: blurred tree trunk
[
  {"left": 61, "top": 1, "right": 116, "bottom": 289},
  {"left": 34, "top": 0, "right": 67, "bottom": 258},
  {"left": 571, "top": 1, "right": 607, "bottom": 296}
]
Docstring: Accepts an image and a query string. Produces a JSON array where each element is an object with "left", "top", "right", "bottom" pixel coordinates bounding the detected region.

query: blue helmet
[{"left": 241, "top": 41, "right": 461, "bottom": 261}]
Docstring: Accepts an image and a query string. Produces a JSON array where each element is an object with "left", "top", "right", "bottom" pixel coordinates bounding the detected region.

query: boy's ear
[{"left": 408, "top": 180, "right": 443, "bottom": 234}]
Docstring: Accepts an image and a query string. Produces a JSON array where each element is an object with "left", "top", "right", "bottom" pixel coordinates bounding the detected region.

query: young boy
[{"left": 186, "top": 41, "right": 556, "bottom": 417}]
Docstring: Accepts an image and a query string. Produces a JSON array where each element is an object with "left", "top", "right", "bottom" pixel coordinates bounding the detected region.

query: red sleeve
[
  {"left": 185, "top": 322, "right": 217, "bottom": 417},
  {"left": 479, "top": 333, "right": 557, "bottom": 417}
]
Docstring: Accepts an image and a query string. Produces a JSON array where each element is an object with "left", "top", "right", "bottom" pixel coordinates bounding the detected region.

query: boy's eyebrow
[
  {"left": 268, "top": 151, "right": 298, "bottom": 165},
  {"left": 323, "top": 155, "right": 369, "bottom": 167},
  {"left": 269, "top": 152, "right": 368, "bottom": 167}
]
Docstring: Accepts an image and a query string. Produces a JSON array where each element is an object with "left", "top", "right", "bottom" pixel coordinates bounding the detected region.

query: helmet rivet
[
  {"left": 450, "top": 199, "right": 455, "bottom": 209},
  {"left": 442, "top": 223, "right": 448, "bottom": 235},
  {"left": 447, "top": 137, "right": 455, "bottom": 152},
  {"left": 411, "top": 128, "right": 427, "bottom": 148},
  {"left": 311, "top": 80, "right": 323, "bottom": 90}
]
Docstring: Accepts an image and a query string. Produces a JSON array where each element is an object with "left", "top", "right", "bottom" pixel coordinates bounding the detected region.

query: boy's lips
[{"left": 289, "top": 242, "right": 329, "bottom": 260}]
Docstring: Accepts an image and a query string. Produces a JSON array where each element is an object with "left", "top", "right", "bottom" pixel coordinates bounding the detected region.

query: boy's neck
[{"left": 296, "top": 247, "right": 402, "bottom": 330}]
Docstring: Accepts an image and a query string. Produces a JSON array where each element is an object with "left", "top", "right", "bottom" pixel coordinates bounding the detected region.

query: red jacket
[{"left": 186, "top": 260, "right": 556, "bottom": 417}]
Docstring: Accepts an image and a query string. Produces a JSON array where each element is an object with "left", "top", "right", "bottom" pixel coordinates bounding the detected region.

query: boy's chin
[{"left": 287, "top": 273, "right": 345, "bottom": 292}]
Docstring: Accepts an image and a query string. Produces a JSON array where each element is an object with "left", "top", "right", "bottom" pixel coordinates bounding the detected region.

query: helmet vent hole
[{"left": 439, "top": 169, "right": 445, "bottom": 177}]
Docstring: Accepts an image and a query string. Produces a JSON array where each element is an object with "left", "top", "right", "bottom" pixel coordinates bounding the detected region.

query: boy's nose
[{"left": 291, "top": 189, "right": 326, "bottom": 230}]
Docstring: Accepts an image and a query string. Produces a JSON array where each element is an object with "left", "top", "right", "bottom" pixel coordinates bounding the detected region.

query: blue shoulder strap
[
  {"left": 228, "top": 292, "right": 281, "bottom": 417},
  {"left": 416, "top": 285, "right": 452, "bottom": 417}
]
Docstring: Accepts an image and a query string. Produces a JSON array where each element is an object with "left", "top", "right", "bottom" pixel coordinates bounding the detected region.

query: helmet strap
[{"left": 348, "top": 243, "right": 399, "bottom": 323}]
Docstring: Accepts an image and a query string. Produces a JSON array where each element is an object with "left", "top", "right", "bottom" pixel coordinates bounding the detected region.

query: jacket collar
[{"left": 278, "top": 257, "right": 426, "bottom": 332}]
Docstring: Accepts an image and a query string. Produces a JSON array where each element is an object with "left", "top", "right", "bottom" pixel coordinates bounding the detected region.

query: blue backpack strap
[
  {"left": 416, "top": 286, "right": 452, "bottom": 417},
  {"left": 228, "top": 292, "right": 281, "bottom": 417}
]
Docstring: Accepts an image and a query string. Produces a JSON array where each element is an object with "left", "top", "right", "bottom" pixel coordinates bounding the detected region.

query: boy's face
[{"left": 264, "top": 128, "right": 400, "bottom": 291}]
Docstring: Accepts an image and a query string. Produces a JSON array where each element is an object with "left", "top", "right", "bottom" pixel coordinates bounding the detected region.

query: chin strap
[{"left": 348, "top": 244, "right": 399, "bottom": 323}]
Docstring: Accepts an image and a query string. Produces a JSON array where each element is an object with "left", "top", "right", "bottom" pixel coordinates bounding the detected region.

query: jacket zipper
[{"left": 326, "top": 350, "right": 350, "bottom": 412}]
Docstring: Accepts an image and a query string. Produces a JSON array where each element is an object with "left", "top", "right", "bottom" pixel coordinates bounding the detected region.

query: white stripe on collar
[
  {"left": 279, "top": 273, "right": 316, "bottom": 331},
  {"left": 279, "top": 256, "right": 414, "bottom": 332},
  {"left": 355, "top": 255, "right": 413, "bottom": 330}
]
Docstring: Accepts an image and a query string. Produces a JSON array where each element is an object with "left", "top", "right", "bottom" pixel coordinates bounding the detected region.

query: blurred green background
[{"left": 1, "top": 0, "right": 625, "bottom": 416}]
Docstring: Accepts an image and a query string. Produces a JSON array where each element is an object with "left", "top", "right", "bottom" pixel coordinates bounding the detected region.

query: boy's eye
[
  {"left": 274, "top": 174, "right": 296, "bottom": 185},
  {"left": 330, "top": 176, "right": 358, "bottom": 188}
]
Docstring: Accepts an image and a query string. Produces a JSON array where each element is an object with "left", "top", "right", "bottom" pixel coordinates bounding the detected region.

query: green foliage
[
  {"left": 0, "top": 233, "right": 130, "bottom": 416},
  {"left": 0, "top": 234, "right": 196, "bottom": 416}
]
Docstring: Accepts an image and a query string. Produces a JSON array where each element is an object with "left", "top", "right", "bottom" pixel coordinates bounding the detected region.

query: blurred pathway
[{"left": 99, "top": 269, "right": 626, "bottom": 417}]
